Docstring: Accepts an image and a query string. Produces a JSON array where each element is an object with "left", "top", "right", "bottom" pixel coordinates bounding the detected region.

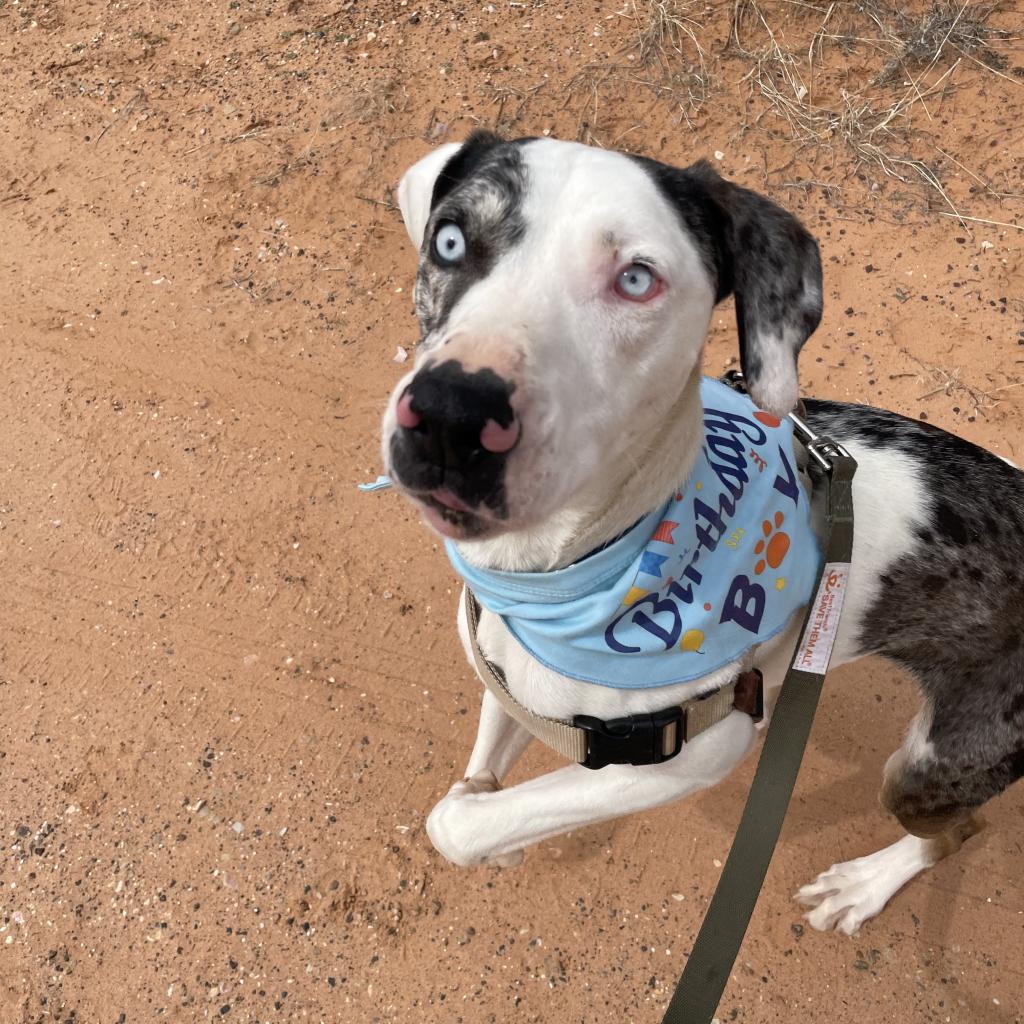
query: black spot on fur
[
  {"left": 413, "top": 132, "right": 529, "bottom": 337},
  {"left": 429, "top": 129, "right": 504, "bottom": 209},
  {"left": 935, "top": 502, "right": 970, "bottom": 547}
]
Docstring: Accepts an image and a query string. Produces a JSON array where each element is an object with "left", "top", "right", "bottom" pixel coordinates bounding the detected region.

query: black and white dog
[{"left": 380, "top": 131, "right": 1024, "bottom": 935}]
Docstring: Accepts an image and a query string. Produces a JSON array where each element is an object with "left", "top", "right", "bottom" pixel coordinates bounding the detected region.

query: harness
[{"left": 464, "top": 586, "right": 765, "bottom": 769}]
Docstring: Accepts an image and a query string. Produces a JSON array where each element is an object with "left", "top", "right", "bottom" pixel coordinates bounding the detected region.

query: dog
[{"left": 379, "top": 130, "right": 1024, "bottom": 935}]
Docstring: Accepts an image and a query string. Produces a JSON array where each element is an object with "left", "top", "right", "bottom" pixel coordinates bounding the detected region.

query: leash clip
[
  {"left": 720, "top": 368, "right": 852, "bottom": 473},
  {"left": 785, "top": 405, "right": 852, "bottom": 473},
  {"left": 803, "top": 435, "right": 852, "bottom": 472}
]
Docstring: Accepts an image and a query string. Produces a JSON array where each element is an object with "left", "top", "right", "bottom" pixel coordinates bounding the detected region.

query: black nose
[{"left": 390, "top": 360, "right": 518, "bottom": 501}]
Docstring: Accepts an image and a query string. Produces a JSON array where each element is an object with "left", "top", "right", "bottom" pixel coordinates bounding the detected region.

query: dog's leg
[
  {"left": 426, "top": 710, "right": 756, "bottom": 867},
  {"left": 463, "top": 688, "right": 534, "bottom": 779},
  {"left": 796, "top": 815, "right": 983, "bottom": 935},
  {"left": 452, "top": 592, "right": 534, "bottom": 783},
  {"left": 432, "top": 690, "right": 535, "bottom": 868},
  {"left": 797, "top": 704, "right": 1000, "bottom": 934}
]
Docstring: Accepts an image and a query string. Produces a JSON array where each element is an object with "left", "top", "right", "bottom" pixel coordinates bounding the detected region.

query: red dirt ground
[{"left": 2, "top": 1, "right": 1023, "bottom": 1022}]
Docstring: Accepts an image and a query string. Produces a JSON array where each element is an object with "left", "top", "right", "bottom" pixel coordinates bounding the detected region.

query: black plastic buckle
[{"left": 573, "top": 707, "right": 684, "bottom": 770}]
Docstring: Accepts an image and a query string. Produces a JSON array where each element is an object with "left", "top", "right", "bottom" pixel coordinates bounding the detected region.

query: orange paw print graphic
[{"left": 755, "top": 511, "right": 790, "bottom": 575}]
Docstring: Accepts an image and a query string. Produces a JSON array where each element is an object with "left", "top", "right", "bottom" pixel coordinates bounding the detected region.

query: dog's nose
[{"left": 397, "top": 360, "right": 519, "bottom": 472}]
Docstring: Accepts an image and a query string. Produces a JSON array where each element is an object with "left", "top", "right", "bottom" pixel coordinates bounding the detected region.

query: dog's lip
[
  {"left": 421, "top": 502, "right": 472, "bottom": 538},
  {"left": 419, "top": 496, "right": 493, "bottom": 539},
  {"left": 429, "top": 487, "right": 471, "bottom": 513},
  {"left": 386, "top": 471, "right": 502, "bottom": 538}
]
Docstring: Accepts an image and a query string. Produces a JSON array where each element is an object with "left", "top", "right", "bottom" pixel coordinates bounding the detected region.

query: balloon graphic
[{"left": 681, "top": 629, "right": 704, "bottom": 653}]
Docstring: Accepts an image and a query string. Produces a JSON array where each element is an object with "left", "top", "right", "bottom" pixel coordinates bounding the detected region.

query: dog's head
[{"left": 383, "top": 132, "right": 821, "bottom": 541}]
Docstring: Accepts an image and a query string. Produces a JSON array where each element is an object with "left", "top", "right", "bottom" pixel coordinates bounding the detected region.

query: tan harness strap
[
  {"left": 465, "top": 587, "right": 589, "bottom": 762},
  {"left": 464, "top": 588, "right": 759, "bottom": 767}
]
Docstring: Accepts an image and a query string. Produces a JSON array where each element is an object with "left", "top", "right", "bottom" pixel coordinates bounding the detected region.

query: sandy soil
[{"left": 2, "top": 1, "right": 1024, "bottom": 1022}]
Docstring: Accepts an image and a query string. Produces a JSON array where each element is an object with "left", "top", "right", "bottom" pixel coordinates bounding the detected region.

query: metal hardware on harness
[
  {"left": 721, "top": 368, "right": 853, "bottom": 472},
  {"left": 788, "top": 410, "right": 853, "bottom": 472}
]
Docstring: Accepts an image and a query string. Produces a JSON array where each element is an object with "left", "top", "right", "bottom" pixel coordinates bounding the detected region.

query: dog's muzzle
[{"left": 388, "top": 359, "right": 519, "bottom": 527}]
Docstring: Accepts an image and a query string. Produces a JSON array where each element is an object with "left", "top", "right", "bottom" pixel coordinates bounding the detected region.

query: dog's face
[{"left": 383, "top": 133, "right": 822, "bottom": 541}]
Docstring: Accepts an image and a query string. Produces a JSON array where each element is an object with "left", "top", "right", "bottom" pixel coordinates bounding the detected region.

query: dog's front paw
[
  {"left": 448, "top": 769, "right": 502, "bottom": 798},
  {"left": 796, "top": 856, "right": 900, "bottom": 935},
  {"left": 426, "top": 771, "right": 524, "bottom": 868}
]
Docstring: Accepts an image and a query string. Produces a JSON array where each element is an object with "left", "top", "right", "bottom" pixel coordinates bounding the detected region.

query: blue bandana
[{"left": 446, "top": 378, "right": 821, "bottom": 688}]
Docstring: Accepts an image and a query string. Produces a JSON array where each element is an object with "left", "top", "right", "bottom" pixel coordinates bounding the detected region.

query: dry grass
[
  {"left": 876, "top": 0, "right": 1010, "bottom": 83},
  {"left": 493, "top": 0, "right": 1017, "bottom": 220},
  {"left": 632, "top": 0, "right": 713, "bottom": 115},
  {"left": 560, "top": 0, "right": 715, "bottom": 145},
  {"left": 901, "top": 348, "right": 1024, "bottom": 414},
  {"left": 330, "top": 78, "right": 406, "bottom": 128},
  {"left": 563, "top": 62, "right": 630, "bottom": 146},
  {"left": 487, "top": 81, "right": 547, "bottom": 136},
  {"left": 727, "top": 0, "right": 1018, "bottom": 216}
]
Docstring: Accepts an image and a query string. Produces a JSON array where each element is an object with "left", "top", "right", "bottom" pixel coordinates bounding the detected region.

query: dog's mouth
[{"left": 415, "top": 490, "right": 496, "bottom": 540}]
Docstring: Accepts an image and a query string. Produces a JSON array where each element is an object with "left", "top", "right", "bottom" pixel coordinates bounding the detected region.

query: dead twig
[
  {"left": 95, "top": 89, "right": 145, "bottom": 145},
  {"left": 230, "top": 120, "right": 271, "bottom": 143},
  {"left": 902, "top": 348, "right": 1008, "bottom": 414},
  {"left": 355, "top": 194, "right": 397, "bottom": 211}
]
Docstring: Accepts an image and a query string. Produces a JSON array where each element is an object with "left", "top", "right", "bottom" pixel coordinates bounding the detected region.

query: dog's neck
[{"left": 454, "top": 369, "right": 705, "bottom": 573}]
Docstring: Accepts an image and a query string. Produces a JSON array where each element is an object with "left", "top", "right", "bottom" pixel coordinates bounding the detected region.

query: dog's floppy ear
[
  {"left": 639, "top": 157, "right": 822, "bottom": 416},
  {"left": 397, "top": 142, "right": 461, "bottom": 250},
  {"left": 397, "top": 131, "right": 505, "bottom": 251}
]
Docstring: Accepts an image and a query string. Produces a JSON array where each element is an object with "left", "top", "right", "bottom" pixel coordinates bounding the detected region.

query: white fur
[
  {"left": 389, "top": 139, "right": 968, "bottom": 932},
  {"left": 388, "top": 140, "right": 715, "bottom": 567},
  {"left": 821, "top": 443, "right": 930, "bottom": 665},
  {"left": 744, "top": 341, "right": 800, "bottom": 419},
  {"left": 796, "top": 835, "right": 947, "bottom": 935},
  {"left": 397, "top": 142, "right": 461, "bottom": 250}
]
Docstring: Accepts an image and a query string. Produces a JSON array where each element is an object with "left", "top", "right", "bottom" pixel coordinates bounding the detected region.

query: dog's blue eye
[
  {"left": 434, "top": 223, "right": 466, "bottom": 264},
  {"left": 616, "top": 263, "right": 657, "bottom": 300}
]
